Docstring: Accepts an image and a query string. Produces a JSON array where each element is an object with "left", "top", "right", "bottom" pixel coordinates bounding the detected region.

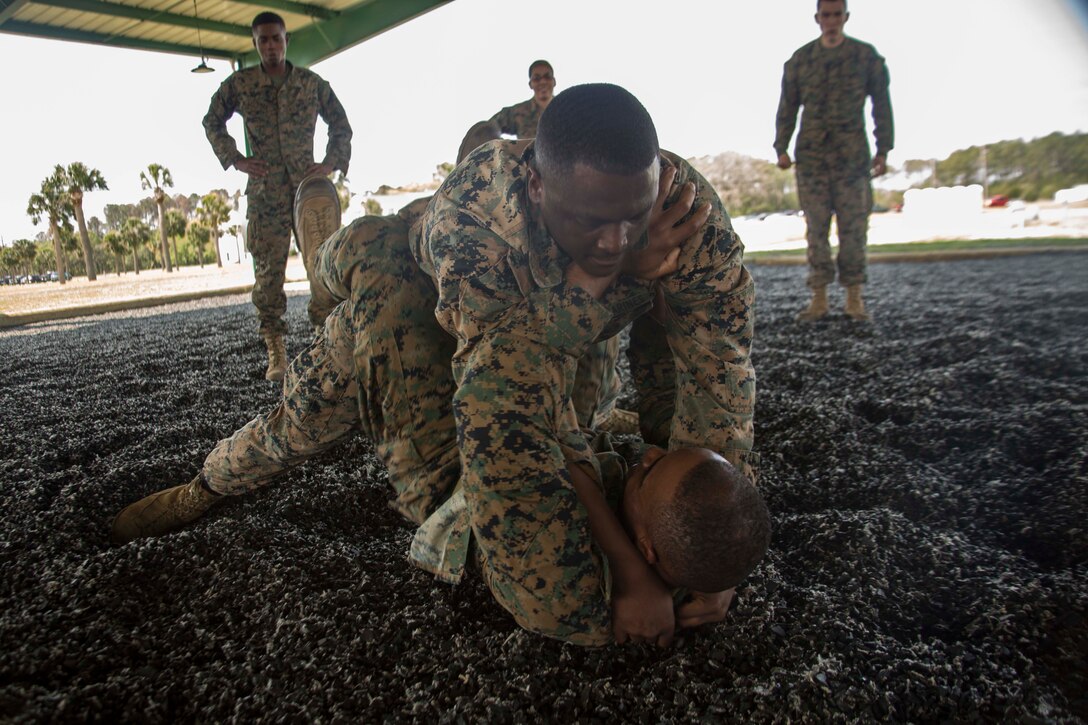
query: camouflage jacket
[
  {"left": 488, "top": 98, "right": 544, "bottom": 138},
  {"left": 202, "top": 62, "right": 352, "bottom": 190},
  {"left": 774, "top": 36, "right": 893, "bottom": 173},
  {"left": 409, "top": 139, "right": 756, "bottom": 582}
]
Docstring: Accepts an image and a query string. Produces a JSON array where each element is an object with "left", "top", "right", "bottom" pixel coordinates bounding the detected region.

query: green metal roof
[{"left": 0, "top": 0, "right": 452, "bottom": 67}]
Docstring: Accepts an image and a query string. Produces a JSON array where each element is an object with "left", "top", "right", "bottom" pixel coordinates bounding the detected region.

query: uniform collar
[{"left": 257, "top": 60, "right": 295, "bottom": 85}]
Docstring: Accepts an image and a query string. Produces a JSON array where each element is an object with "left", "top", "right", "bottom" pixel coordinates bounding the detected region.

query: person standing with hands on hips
[
  {"left": 775, "top": 0, "right": 893, "bottom": 322},
  {"left": 203, "top": 11, "right": 352, "bottom": 380}
]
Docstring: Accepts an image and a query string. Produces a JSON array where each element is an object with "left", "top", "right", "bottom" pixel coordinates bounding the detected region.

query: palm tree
[
  {"left": 188, "top": 223, "right": 210, "bottom": 268},
  {"left": 65, "top": 162, "right": 108, "bottom": 281},
  {"left": 334, "top": 172, "right": 353, "bottom": 213},
  {"left": 0, "top": 246, "right": 19, "bottom": 278},
  {"left": 14, "top": 239, "right": 38, "bottom": 277},
  {"left": 121, "top": 218, "right": 151, "bottom": 275},
  {"left": 103, "top": 230, "right": 126, "bottom": 276},
  {"left": 164, "top": 209, "right": 187, "bottom": 269},
  {"left": 26, "top": 166, "right": 74, "bottom": 284},
  {"left": 139, "top": 164, "right": 174, "bottom": 273},
  {"left": 197, "top": 192, "right": 231, "bottom": 267}
]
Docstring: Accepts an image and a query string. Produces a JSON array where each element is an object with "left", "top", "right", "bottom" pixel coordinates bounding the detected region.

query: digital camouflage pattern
[
  {"left": 572, "top": 337, "right": 622, "bottom": 429},
  {"left": 203, "top": 62, "right": 352, "bottom": 333},
  {"left": 200, "top": 196, "right": 641, "bottom": 644},
  {"left": 774, "top": 37, "right": 893, "bottom": 288},
  {"left": 488, "top": 98, "right": 544, "bottom": 139},
  {"left": 411, "top": 139, "right": 757, "bottom": 640}
]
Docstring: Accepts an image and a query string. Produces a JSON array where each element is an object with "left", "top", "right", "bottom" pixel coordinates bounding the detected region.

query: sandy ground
[
  {"left": 0, "top": 252, "right": 1084, "bottom": 722},
  {"left": 3, "top": 205, "right": 1085, "bottom": 323},
  {"left": 0, "top": 256, "right": 308, "bottom": 318}
]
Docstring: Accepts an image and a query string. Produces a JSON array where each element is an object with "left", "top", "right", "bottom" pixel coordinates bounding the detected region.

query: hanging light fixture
[{"left": 191, "top": 0, "right": 215, "bottom": 74}]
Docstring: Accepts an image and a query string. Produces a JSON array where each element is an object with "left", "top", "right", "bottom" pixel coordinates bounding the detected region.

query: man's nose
[{"left": 597, "top": 224, "right": 630, "bottom": 255}]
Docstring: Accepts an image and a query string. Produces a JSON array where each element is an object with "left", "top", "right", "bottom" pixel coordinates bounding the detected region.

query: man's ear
[
  {"left": 527, "top": 165, "right": 544, "bottom": 205},
  {"left": 636, "top": 534, "right": 658, "bottom": 565}
]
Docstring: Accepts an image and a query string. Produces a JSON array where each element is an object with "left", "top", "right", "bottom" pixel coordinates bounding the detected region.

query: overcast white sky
[{"left": 1, "top": 0, "right": 1086, "bottom": 242}]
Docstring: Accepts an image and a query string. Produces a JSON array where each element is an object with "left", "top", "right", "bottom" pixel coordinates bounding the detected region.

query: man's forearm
[{"left": 566, "top": 462, "right": 650, "bottom": 586}]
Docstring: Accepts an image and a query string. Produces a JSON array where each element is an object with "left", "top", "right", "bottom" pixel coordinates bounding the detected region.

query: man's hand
[
  {"left": 621, "top": 164, "right": 710, "bottom": 281},
  {"left": 777, "top": 153, "right": 793, "bottom": 170},
  {"left": 612, "top": 569, "right": 676, "bottom": 647},
  {"left": 233, "top": 157, "right": 270, "bottom": 177},
  {"left": 304, "top": 161, "right": 335, "bottom": 178},
  {"left": 871, "top": 154, "right": 887, "bottom": 178},
  {"left": 676, "top": 588, "right": 735, "bottom": 629}
]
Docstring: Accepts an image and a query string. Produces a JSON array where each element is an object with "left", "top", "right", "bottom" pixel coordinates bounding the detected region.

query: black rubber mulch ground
[{"left": 1, "top": 251, "right": 1085, "bottom": 722}]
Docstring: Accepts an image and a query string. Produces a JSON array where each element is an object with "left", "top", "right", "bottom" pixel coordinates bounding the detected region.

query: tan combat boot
[
  {"left": 110, "top": 475, "right": 224, "bottom": 545},
  {"left": 263, "top": 333, "right": 286, "bottom": 381},
  {"left": 596, "top": 407, "right": 640, "bottom": 435},
  {"left": 293, "top": 175, "right": 341, "bottom": 265},
  {"left": 845, "top": 284, "right": 870, "bottom": 321},
  {"left": 797, "top": 285, "right": 830, "bottom": 322}
]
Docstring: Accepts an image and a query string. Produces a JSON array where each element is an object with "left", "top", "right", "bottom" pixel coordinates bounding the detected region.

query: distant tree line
[
  {"left": 688, "top": 131, "right": 1088, "bottom": 216},
  {"left": 3, "top": 163, "right": 244, "bottom": 283},
  {"left": 925, "top": 131, "right": 1088, "bottom": 202}
]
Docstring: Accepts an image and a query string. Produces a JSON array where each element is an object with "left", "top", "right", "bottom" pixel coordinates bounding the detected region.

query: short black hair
[
  {"left": 456, "top": 120, "right": 502, "bottom": 164},
  {"left": 251, "top": 12, "right": 286, "bottom": 30},
  {"left": 817, "top": 0, "right": 847, "bottom": 10},
  {"left": 650, "top": 458, "right": 771, "bottom": 592},
  {"left": 528, "top": 60, "right": 553, "bottom": 77},
  {"left": 533, "top": 83, "right": 659, "bottom": 180}
]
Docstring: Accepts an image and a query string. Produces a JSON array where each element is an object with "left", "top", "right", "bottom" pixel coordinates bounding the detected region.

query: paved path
[{"left": 3, "top": 244, "right": 1087, "bottom": 329}]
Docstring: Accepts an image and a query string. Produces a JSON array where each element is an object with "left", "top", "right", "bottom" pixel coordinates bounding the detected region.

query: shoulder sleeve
[
  {"left": 866, "top": 47, "right": 894, "bottom": 156},
  {"left": 488, "top": 105, "right": 517, "bottom": 136},
  {"left": 317, "top": 76, "right": 353, "bottom": 174},
  {"left": 202, "top": 75, "right": 243, "bottom": 170},
  {"left": 774, "top": 53, "right": 802, "bottom": 156},
  {"left": 655, "top": 154, "right": 757, "bottom": 480}
]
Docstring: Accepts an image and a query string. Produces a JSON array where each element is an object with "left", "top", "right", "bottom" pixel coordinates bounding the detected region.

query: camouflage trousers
[
  {"left": 246, "top": 172, "right": 295, "bottom": 337},
  {"left": 203, "top": 211, "right": 619, "bottom": 643},
  {"left": 247, "top": 171, "right": 331, "bottom": 335},
  {"left": 796, "top": 165, "right": 872, "bottom": 288}
]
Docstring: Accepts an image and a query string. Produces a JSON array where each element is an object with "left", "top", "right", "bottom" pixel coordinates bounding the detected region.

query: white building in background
[
  {"left": 902, "top": 185, "right": 984, "bottom": 220},
  {"left": 1054, "top": 184, "right": 1088, "bottom": 205}
]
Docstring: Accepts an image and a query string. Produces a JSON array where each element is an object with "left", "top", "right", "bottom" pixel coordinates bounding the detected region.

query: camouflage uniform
[
  {"left": 488, "top": 99, "right": 618, "bottom": 421},
  {"left": 203, "top": 62, "right": 352, "bottom": 333},
  {"left": 411, "top": 139, "right": 757, "bottom": 643},
  {"left": 201, "top": 197, "right": 645, "bottom": 645},
  {"left": 488, "top": 98, "right": 544, "bottom": 139},
  {"left": 775, "top": 37, "right": 893, "bottom": 288}
]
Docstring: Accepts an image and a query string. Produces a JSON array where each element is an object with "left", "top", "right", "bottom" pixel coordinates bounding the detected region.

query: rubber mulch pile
[{"left": 1, "top": 251, "right": 1085, "bottom": 722}]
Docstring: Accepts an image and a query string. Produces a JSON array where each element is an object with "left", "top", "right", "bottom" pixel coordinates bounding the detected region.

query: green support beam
[
  {"left": 239, "top": 0, "right": 451, "bottom": 67},
  {"left": 1, "top": 19, "right": 236, "bottom": 58},
  {"left": 226, "top": 0, "right": 338, "bottom": 22},
  {"left": 29, "top": 0, "right": 250, "bottom": 36},
  {"left": 0, "top": 0, "right": 33, "bottom": 25}
]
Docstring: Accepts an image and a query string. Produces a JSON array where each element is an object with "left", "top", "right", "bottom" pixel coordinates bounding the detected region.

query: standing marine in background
[
  {"left": 488, "top": 60, "right": 556, "bottom": 139},
  {"left": 203, "top": 11, "right": 352, "bottom": 379},
  {"left": 774, "top": 0, "right": 893, "bottom": 322}
]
